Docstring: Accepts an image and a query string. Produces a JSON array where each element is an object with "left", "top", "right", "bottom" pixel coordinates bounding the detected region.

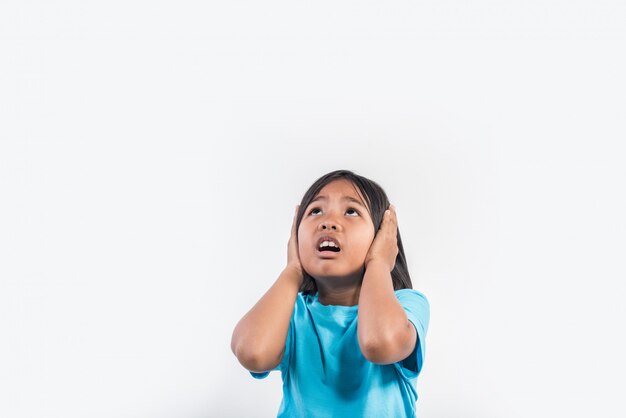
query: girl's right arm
[{"left": 230, "top": 206, "right": 304, "bottom": 373}]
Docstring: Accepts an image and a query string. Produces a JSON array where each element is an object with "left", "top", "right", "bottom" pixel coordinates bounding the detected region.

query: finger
[
  {"left": 382, "top": 209, "right": 392, "bottom": 227},
  {"left": 292, "top": 205, "right": 299, "bottom": 231},
  {"left": 384, "top": 207, "right": 395, "bottom": 222},
  {"left": 386, "top": 205, "right": 398, "bottom": 235}
]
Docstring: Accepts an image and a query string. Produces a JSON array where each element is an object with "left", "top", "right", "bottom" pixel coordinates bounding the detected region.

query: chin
[{"left": 306, "top": 265, "right": 364, "bottom": 281}]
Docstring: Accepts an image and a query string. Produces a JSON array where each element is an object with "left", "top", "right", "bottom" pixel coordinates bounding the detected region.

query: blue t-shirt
[{"left": 249, "top": 289, "right": 430, "bottom": 418}]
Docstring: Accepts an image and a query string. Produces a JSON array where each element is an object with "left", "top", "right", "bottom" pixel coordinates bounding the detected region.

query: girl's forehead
[
  {"left": 318, "top": 179, "right": 358, "bottom": 195},
  {"left": 315, "top": 181, "right": 362, "bottom": 201},
  {"left": 311, "top": 180, "right": 371, "bottom": 215}
]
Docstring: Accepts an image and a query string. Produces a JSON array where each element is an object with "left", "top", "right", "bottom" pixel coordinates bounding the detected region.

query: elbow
[
  {"left": 232, "top": 339, "right": 263, "bottom": 371},
  {"left": 231, "top": 334, "right": 283, "bottom": 373},
  {"left": 231, "top": 329, "right": 252, "bottom": 367},
  {"left": 359, "top": 335, "right": 394, "bottom": 365},
  {"left": 358, "top": 323, "right": 396, "bottom": 365},
  {"left": 231, "top": 335, "right": 259, "bottom": 370},
  {"left": 235, "top": 348, "right": 282, "bottom": 373},
  {"left": 230, "top": 327, "right": 243, "bottom": 358},
  {"left": 360, "top": 321, "right": 417, "bottom": 365},
  {"left": 231, "top": 325, "right": 257, "bottom": 366},
  {"left": 235, "top": 350, "right": 266, "bottom": 373},
  {"left": 230, "top": 330, "right": 244, "bottom": 358}
]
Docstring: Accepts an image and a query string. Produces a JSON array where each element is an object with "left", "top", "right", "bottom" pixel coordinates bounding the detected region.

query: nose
[
  {"left": 320, "top": 222, "right": 337, "bottom": 231},
  {"left": 317, "top": 208, "right": 342, "bottom": 231},
  {"left": 318, "top": 218, "right": 340, "bottom": 231}
]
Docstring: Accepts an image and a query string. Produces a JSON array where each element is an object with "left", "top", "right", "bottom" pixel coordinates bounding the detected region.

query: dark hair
[{"left": 295, "top": 169, "right": 413, "bottom": 295}]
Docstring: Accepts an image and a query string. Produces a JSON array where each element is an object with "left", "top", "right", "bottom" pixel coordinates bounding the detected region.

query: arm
[
  {"left": 357, "top": 263, "right": 417, "bottom": 365},
  {"left": 230, "top": 265, "right": 302, "bottom": 373},
  {"left": 232, "top": 205, "right": 304, "bottom": 373},
  {"left": 358, "top": 205, "right": 416, "bottom": 364}
]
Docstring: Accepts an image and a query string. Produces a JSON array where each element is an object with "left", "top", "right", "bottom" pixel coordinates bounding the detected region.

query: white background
[{"left": 1, "top": 1, "right": 625, "bottom": 417}]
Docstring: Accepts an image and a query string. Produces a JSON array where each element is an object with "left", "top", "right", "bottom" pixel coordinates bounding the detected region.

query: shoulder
[
  {"left": 394, "top": 288, "right": 429, "bottom": 307},
  {"left": 297, "top": 291, "right": 311, "bottom": 306},
  {"left": 394, "top": 289, "right": 430, "bottom": 328},
  {"left": 293, "top": 291, "right": 312, "bottom": 317}
]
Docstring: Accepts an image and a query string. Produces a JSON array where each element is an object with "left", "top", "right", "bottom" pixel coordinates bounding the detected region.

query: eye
[{"left": 307, "top": 207, "right": 360, "bottom": 216}]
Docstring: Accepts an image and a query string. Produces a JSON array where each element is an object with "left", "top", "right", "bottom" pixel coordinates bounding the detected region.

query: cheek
[
  {"left": 297, "top": 237, "right": 305, "bottom": 254},
  {"left": 297, "top": 230, "right": 312, "bottom": 254},
  {"left": 361, "top": 226, "right": 376, "bottom": 246},
  {"left": 349, "top": 233, "right": 375, "bottom": 257},
  {"left": 361, "top": 239, "right": 375, "bottom": 255}
]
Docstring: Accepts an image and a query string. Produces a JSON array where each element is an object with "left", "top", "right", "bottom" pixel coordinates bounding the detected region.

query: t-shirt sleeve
[
  {"left": 249, "top": 306, "right": 295, "bottom": 380},
  {"left": 394, "top": 289, "right": 430, "bottom": 379}
]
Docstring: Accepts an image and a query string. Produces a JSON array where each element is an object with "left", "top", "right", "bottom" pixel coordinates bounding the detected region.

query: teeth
[{"left": 319, "top": 241, "right": 338, "bottom": 248}]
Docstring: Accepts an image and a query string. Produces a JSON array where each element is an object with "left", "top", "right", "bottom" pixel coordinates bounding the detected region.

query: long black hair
[{"left": 295, "top": 169, "right": 413, "bottom": 295}]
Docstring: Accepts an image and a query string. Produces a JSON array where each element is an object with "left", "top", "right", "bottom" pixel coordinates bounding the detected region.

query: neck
[{"left": 315, "top": 274, "right": 363, "bottom": 306}]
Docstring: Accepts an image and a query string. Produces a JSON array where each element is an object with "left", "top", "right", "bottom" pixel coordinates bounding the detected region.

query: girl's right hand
[{"left": 287, "top": 205, "right": 304, "bottom": 284}]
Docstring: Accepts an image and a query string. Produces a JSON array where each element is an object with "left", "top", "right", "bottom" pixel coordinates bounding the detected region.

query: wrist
[
  {"left": 284, "top": 264, "right": 304, "bottom": 283},
  {"left": 365, "top": 259, "right": 392, "bottom": 273}
]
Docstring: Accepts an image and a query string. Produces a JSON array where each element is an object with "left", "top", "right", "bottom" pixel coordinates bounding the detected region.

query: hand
[
  {"left": 286, "top": 205, "right": 305, "bottom": 284},
  {"left": 364, "top": 204, "right": 399, "bottom": 272}
]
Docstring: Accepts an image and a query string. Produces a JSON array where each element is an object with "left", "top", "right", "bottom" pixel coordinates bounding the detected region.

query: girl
[{"left": 231, "top": 169, "right": 430, "bottom": 418}]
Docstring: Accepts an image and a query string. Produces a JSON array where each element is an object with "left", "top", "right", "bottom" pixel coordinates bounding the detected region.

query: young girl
[{"left": 231, "top": 169, "right": 430, "bottom": 417}]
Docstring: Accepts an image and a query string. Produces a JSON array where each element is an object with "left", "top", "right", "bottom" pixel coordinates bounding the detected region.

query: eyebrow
[{"left": 310, "top": 195, "right": 367, "bottom": 209}]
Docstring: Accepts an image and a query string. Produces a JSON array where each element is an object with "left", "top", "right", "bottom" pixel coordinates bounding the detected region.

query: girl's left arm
[
  {"left": 358, "top": 205, "right": 417, "bottom": 365},
  {"left": 357, "top": 260, "right": 417, "bottom": 365}
]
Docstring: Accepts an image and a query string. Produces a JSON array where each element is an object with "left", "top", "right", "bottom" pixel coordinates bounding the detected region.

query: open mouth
[{"left": 316, "top": 236, "right": 341, "bottom": 255}]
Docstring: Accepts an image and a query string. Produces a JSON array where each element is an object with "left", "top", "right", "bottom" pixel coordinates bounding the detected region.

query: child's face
[{"left": 298, "top": 179, "right": 376, "bottom": 281}]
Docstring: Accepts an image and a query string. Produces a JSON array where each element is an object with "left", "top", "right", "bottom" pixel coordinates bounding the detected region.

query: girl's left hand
[{"left": 364, "top": 204, "right": 399, "bottom": 272}]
